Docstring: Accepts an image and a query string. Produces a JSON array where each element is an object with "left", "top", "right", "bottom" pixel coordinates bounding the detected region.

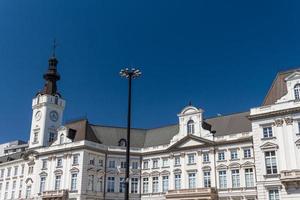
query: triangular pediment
[
  {"left": 285, "top": 71, "right": 300, "bottom": 81},
  {"left": 260, "top": 142, "right": 278, "bottom": 150},
  {"left": 168, "top": 135, "right": 212, "bottom": 150}
]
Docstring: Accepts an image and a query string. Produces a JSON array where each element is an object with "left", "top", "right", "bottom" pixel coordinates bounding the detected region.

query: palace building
[{"left": 0, "top": 53, "right": 299, "bottom": 200}]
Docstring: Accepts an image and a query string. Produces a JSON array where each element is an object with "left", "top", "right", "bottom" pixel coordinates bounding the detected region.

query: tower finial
[
  {"left": 188, "top": 101, "right": 192, "bottom": 106},
  {"left": 52, "top": 39, "right": 58, "bottom": 57}
]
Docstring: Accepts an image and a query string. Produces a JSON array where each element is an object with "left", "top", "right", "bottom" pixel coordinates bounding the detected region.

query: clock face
[
  {"left": 49, "top": 111, "right": 59, "bottom": 122},
  {"left": 35, "top": 111, "right": 42, "bottom": 121}
]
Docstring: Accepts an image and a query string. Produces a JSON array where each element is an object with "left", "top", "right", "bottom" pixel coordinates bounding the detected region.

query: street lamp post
[
  {"left": 120, "top": 68, "right": 141, "bottom": 200},
  {"left": 211, "top": 130, "right": 218, "bottom": 200}
]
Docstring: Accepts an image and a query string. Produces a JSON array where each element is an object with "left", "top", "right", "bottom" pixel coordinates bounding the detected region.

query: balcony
[
  {"left": 166, "top": 188, "right": 218, "bottom": 200},
  {"left": 41, "top": 190, "right": 69, "bottom": 200},
  {"left": 280, "top": 170, "right": 300, "bottom": 188}
]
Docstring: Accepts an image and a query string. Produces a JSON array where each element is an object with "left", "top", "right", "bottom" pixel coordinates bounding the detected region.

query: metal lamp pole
[{"left": 120, "top": 68, "right": 141, "bottom": 200}]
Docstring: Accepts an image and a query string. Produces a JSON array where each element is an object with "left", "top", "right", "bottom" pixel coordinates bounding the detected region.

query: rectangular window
[
  {"left": 143, "top": 178, "right": 149, "bottom": 193},
  {"left": 14, "top": 166, "right": 18, "bottom": 176},
  {"left": 152, "top": 177, "right": 159, "bottom": 193},
  {"left": 55, "top": 175, "right": 61, "bottom": 190},
  {"left": 265, "top": 151, "right": 277, "bottom": 174},
  {"left": 20, "top": 180, "right": 23, "bottom": 189},
  {"left": 99, "top": 159, "right": 104, "bottom": 167},
  {"left": 131, "top": 178, "right": 138, "bottom": 193},
  {"left": 71, "top": 174, "right": 77, "bottom": 191},
  {"left": 57, "top": 157, "right": 63, "bottom": 168},
  {"left": 7, "top": 168, "right": 11, "bottom": 177},
  {"left": 218, "top": 152, "right": 225, "bottom": 161},
  {"left": 143, "top": 161, "right": 149, "bottom": 169},
  {"left": 219, "top": 170, "right": 227, "bottom": 189},
  {"left": 49, "top": 132, "right": 56, "bottom": 142},
  {"left": 25, "top": 186, "right": 31, "bottom": 198},
  {"left": 188, "top": 154, "right": 195, "bottom": 164},
  {"left": 162, "top": 158, "right": 169, "bottom": 167},
  {"left": 244, "top": 148, "right": 251, "bottom": 158},
  {"left": 11, "top": 191, "right": 15, "bottom": 199},
  {"left": 231, "top": 150, "right": 238, "bottom": 160},
  {"left": 89, "top": 158, "right": 95, "bottom": 165},
  {"left": 162, "top": 176, "right": 169, "bottom": 192},
  {"left": 152, "top": 160, "right": 158, "bottom": 168},
  {"left": 204, "top": 171, "right": 211, "bottom": 187},
  {"left": 132, "top": 161, "right": 139, "bottom": 169},
  {"left": 0, "top": 169, "right": 4, "bottom": 178},
  {"left": 119, "top": 177, "right": 125, "bottom": 193},
  {"left": 174, "top": 156, "right": 181, "bottom": 166},
  {"left": 12, "top": 180, "right": 16, "bottom": 190},
  {"left": 28, "top": 166, "right": 34, "bottom": 174},
  {"left": 73, "top": 155, "right": 79, "bottom": 165},
  {"left": 263, "top": 127, "right": 273, "bottom": 138},
  {"left": 188, "top": 173, "right": 196, "bottom": 189},
  {"left": 174, "top": 174, "right": 181, "bottom": 190},
  {"left": 269, "top": 189, "right": 280, "bottom": 200},
  {"left": 203, "top": 153, "right": 209, "bottom": 162},
  {"left": 108, "top": 160, "right": 115, "bottom": 168},
  {"left": 121, "top": 161, "right": 126, "bottom": 169},
  {"left": 21, "top": 165, "right": 24, "bottom": 175},
  {"left": 33, "top": 132, "right": 39, "bottom": 143},
  {"left": 40, "top": 177, "right": 46, "bottom": 193},
  {"left": 88, "top": 175, "right": 94, "bottom": 191},
  {"left": 231, "top": 169, "right": 240, "bottom": 188},
  {"left": 245, "top": 168, "right": 254, "bottom": 188},
  {"left": 297, "top": 122, "right": 300, "bottom": 135},
  {"left": 107, "top": 177, "right": 115, "bottom": 192},
  {"left": 42, "top": 159, "right": 47, "bottom": 169}
]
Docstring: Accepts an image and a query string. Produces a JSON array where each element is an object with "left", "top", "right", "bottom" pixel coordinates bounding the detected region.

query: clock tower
[{"left": 29, "top": 52, "right": 66, "bottom": 149}]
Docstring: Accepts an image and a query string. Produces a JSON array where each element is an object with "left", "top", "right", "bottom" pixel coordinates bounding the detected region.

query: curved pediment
[
  {"left": 39, "top": 172, "right": 48, "bottom": 177},
  {"left": 151, "top": 171, "right": 160, "bottom": 176},
  {"left": 216, "top": 164, "right": 228, "bottom": 170},
  {"left": 228, "top": 162, "right": 241, "bottom": 169},
  {"left": 142, "top": 172, "right": 150, "bottom": 177},
  {"left": 54, "top": 169, "right": 63, "bottom": 175},
  {"left": 173, "top": 169, "right": 182, "bottom": 174},
  {"left": 202, "top": 165, "right": 212, "bottom": 171},
  {"left": 178, "top": 106, "right": 203, "bottom": 116},
  {"left": 242, "top": 161, "right": 255, "bottom": 167},
  {"left": 161, "top": 170, "right": 170, "bottom": 176},
  {"left": 70, "top": 167, "right": 79, "bottom": 173},
  {"left": 260, "top": 142, "right": 278, "bottom": 150}
]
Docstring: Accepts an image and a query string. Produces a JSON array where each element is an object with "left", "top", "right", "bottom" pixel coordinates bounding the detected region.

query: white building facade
[{"left": 0, "top": 55, "right": 299, "bottom": 200}]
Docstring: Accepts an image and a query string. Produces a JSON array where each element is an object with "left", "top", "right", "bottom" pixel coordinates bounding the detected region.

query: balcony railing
[
  {"left": 280, "top": 170, "right": 300, "bottom": 187},
  {"left": 41, "top": 189, "right": 68, "bottom": 198},
  {"left": 166, "top": 188, "right": 218, "bottom": 200}
]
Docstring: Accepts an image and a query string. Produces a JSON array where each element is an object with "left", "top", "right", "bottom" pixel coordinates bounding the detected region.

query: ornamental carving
[
  {"left": 284, "top": 117, "right": 293, "bottom": 125},
  {"left": 273, "top": 119, "right": 284, "bottom": 127}
]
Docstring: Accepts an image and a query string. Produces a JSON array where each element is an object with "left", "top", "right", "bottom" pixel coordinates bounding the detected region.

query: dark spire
[
  {"left": 40, "top": 40, "right": 61, "bottom": 96},
  {"left": 188, "top": 101, "right": 192, "bottom": 106}
]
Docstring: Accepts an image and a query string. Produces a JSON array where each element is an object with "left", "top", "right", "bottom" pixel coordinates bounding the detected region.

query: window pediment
[
  {"left": 216, "top": 164, "right": 228, "bottom": 170},
  {"left": 285, "top": 72, "right": 300, "bottom": 81},
  {"left": 161, "top": 170, "right": 170, "bottom": 176},
  {"left": 242, "top": 161, "right": 255, "bottom": 167},
  {"left": 151, "top": 171, "right": 160, "bottom": 176},
  {"left": 260, "top": 142, "right": 279, "bottom": 150},
  {"left": 39, "top": 172, "right": 48, "bottom": 177},
  {"left": 70, "top": 167, "right": 79, "bottom": 173},
  {"left": 54, "top": 169, "right": 63, "bottom": 175},
  {"left": 228, "top": 162, "right": 241, "bottom": 169},
  {"left": 202, "top": 165, "right": 211, "bottom": 171},
  {"left": 142, "top": 172, "right": 150, "bottom": 177}
]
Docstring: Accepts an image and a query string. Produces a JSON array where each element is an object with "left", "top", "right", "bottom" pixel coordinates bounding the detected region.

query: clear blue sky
[{"left": 0, "top": 0, "right": 300, "bottom": 143}]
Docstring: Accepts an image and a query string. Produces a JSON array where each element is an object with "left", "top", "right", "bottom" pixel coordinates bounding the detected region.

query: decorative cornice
[{"left": 248, "top": 106, "right": 300, "bottom": 120}]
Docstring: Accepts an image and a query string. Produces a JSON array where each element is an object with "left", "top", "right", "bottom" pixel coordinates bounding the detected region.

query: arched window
[
  {"left": 118, "top": 139, "right": 127, "bottom": 147},
  {"left": 187, "top": 120, "right": 195, "bottom": 134},
  {"left": 294, "top": 84, "right": 300, "bottom": 100}
]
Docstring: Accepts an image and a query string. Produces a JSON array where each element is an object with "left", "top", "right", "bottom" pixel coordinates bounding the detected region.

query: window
[
  {"left": 131, "top": 178, "right": 138, "bottom": 193},
  {"left": 21, "top": 165, "right": 24, "bottom": 175},
  {"left": 297, "top": 122, "right": 300, "bottom": 135},
  {"left": 143, "top": 161, "right": 149, "bottom": 169},
  {"left": 152, "top": 177, "right": 159, "bottom": 193},
  {"left": 187, "top": 120, "right": 195, "bottom": 134},
  {"left": 25, "top": 185, "right": 31, "bottom": 198},
  {"left": 49, "top": 132, "right": 56, "bottom": 142},
  {"left": 59, "top": 134, "right": 64, "bottom": 144},
  {"left": 188, "top": 154, "right": 195, "bottom": 164},
  {"left": 108, "top": 160, "right": 115, "bottom": 168},
  {"left": 20, "top": 179, "right": 23, "bottom": 189},
  {"left": 174, "top": 156, "right": 181, "bottom": 166},
  {"left": 12, "top": 180, "right": 16, "bottom": 190},
  {"left": 269, "top": 189, "right": 280, "bottom": 200},
  {"left": 263, "top": 127, "right": 273, "bottom": 138},
  {"left": 42, "top": 159, "right": 47, "bottom": 169},
  {"left": 244, "top": 148, "right": 251, "bottom": 158},
  {"left": 218, "top": 152, "right": 225, "bottom": 161},
  {"left": 188, "top": 173, "right": 196, "bottom": 189},
  {"left": 14, "top": 166, "right": 18, "bottom": 176},
  {"left": 107, "top": 177, "right": 115, "bottom": 192},
  {"left": 33, "top": 132, "right": 39, "bottom": 143},
  {"left": 152, "top": 159, "right": 158, "bottom": 168},
  {"left": 7, "top": 168, "right": 11, "bottom": 177},
  {"left": 73, "top": 155, "right": 79, "bottom": 165},
  {"left": 89, "top": 158, "right": 95, "bottom": 165},
  {"left": 97, "top": 177, "right": 103, "bottom": 192},
  {"left": 11, "top": 191, "right": 15, "bottom": 199},
  {"left": 203, "top": 153, "right": 209, "bottom": 162},
  {"left": 28, "top": 166, "right": 34, "bottom": 174},
  {"left": 55, "top": 175, "right": 61, "bottom": 190},
  {"left": 265, "top": 151, "right": 277, "bottom": 174},
  {"left": 219, "top": 170, "right": 227, "bottom": 189},
  {"left": 231, "top": 169, "right": 240, "bottom": 188},
  {"left": 121, "top": 161, "right": 126, "bottom": 169},
  {"left": 0, "top": 169, "right": 4, "bottom": 178},
  {"left": 88, "top": 175, "right": 94, "bottom": 191},
  {"left": 162, "top": 158, "right": 169, "bottom": 167},
  {"left": 204, "top": 171, "right": 211, "bottom": 187},
  {"left": 294, "top": 84, "right": 300, "bottom": 100},
  {"left": 245, "top": 168, "right": 254, "bottom": 187},
  {"left": 143, "top": 178, "right": 149, "bottom": 193},
  {"left": 57, "top": 158, "right": 63, "bottom": 168},
  {"left": 162, "top": 176, "right": 169, "bottom": 192},
  {"left": 40, "top": 177, "right": 46, "bottom": 193},
  {"left": 119, "top": 177, "right": 125, "bottom": 193},
  {"left": 231, "top": 150, "right": 238, "bottom": 160},
  {"left": 99, "top": 159, "right": 103, "bottom": 167},
  {"left": 174, "top": 174, "right": 181, "bottom": 190},
  {"left": 71, "top": 174, "right": 77, "bottom": 191},
  {"left": 132, "top": 161, "right": 139, "bottom": 169}
]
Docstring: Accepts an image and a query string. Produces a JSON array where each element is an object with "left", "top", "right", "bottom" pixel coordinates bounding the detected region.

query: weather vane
[{"left": 52, "top": 39, "right": 58, "bottom": 57}]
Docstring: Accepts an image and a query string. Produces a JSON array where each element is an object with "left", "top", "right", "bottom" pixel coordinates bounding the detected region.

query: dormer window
[
  {"left": 118, "top": 139, "right": 127, "bottom": 147},
  {"left": 187, "top": 120, "right": 195, "bottom": 134},
  {"left": 294, "top": 84, "right": 300, "bottom": 100}
]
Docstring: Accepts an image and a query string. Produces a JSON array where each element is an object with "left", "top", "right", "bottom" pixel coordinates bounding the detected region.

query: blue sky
[{"left": 0, "top": 0, "right": 300, "bottom": 143}]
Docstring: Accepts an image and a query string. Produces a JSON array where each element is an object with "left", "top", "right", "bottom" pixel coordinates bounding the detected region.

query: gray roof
[
  {"left": 66, "top": 111, "right": 252, "bottom": 148},
  {"left": 0, "top": 152, "right": 23, "bottom": 164}
]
